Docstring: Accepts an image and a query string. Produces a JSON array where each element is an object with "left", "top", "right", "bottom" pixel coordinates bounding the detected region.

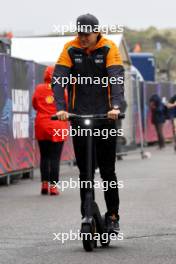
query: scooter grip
[{"left": 118, "top": 113, "right": 125, "bottom": 119}]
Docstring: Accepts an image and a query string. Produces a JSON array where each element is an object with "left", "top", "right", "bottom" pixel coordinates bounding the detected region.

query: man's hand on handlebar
[
  {"left": 107, "top": 109, "right": 121, "bottom": 120},
  {"left": 56, "top": 110, "right": 69, "bottom": 120}
]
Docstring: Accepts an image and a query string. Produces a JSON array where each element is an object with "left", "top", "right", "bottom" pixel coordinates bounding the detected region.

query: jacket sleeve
[
  {"left": 106, "top": 42, "right": 125, "bottom": 109},
  {"left": 32, "top": 88, "right": 38, "bottom": 110},
  {"left": 52, "top": 44, "right": 72, "bottom": 111}
]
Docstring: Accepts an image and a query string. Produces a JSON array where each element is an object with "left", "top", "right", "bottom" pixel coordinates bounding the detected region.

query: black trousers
[
  {"left": 38, "top": 140, "right": 64, "bottom": 183},
  {"left": 72, "top": 120, "right": 120, "bottom": 218},
  {"left": 154, "top": 123, "right": 165, "bottom": 148}
]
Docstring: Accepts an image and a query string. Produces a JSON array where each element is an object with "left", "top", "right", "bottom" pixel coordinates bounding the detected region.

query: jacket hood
[
  {"left": 44, "top": 66, "right": 54, "bottom": 83},
  {"left": 149, "top": 94, "right": 162, "bottom": 107}
]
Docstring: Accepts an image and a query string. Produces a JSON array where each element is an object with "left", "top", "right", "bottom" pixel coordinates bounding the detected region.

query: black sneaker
[{"left": 105, "top": 214, "right": 120, "bottom": 234}]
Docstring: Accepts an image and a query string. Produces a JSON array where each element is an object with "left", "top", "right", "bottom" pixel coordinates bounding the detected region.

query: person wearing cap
[
  {"left": 32, "top": 66, "right": 68, "bottom": 195},
  {"left": 52, "top": 14, "right": 125, "bottom": 233}
]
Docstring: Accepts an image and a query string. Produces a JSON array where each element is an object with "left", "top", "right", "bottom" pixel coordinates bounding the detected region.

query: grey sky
[{"left": 0, "top": 0, "right": 175, "bottom": 35}]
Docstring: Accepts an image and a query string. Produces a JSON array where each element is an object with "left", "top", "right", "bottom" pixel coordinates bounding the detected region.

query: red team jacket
[{"left": 32, "top": 66, "right": 68, "bottom": 142}]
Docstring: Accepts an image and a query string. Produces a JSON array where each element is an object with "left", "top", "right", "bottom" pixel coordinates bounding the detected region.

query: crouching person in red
[{"left": 32, "top": 66, "right": 68, "bottom": 195}]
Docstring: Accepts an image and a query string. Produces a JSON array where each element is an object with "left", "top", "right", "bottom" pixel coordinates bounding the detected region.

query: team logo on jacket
[
  {"left": 95, "top": 59, "right": 104, "bottom": 63},
  {"left": 74, "top": 58, "right": 82, "bottom": 63},
  {"left": 95, "top": 54, "right": 104, "bottom": 64},
  {"left": 74, "top": 54, "right": 83, "bottom": 63},
  {"left": 45, "top": 95, "right": 54, "bottom": 104}
]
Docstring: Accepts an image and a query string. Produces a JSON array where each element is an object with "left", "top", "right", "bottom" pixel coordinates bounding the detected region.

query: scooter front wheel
[{"left": 81, "top": 223, "right": 96, "bottom": 252}]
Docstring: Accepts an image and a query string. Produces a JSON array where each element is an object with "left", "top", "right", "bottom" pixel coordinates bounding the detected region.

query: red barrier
[{"left": 0, "top": 55, "right": 75, "bottom": 176}]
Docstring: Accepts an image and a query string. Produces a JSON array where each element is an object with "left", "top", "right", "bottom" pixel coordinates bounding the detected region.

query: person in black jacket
[
  {"left": 167, "top": 95, "right": 176, "bottom": 150},
  {"left": 52, "top": 14, "right": 125, "bottom": 234},
  {"left": 149, "top": 94, "right": 166, "bottom": 149}
]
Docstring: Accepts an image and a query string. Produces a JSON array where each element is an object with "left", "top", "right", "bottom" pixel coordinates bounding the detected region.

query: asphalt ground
[{"left": 0, "top": 145, "right": 176, "bottom": 264}]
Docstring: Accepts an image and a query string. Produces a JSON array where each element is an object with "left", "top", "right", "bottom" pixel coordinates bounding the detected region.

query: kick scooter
[{"left": 52, "top": 112, "right": 125, "bottom": 251}]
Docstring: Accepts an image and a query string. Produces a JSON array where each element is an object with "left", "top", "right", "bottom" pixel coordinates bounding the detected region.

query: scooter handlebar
[{"left": 51, "top": 112, "right": 125, "bottom": 120}]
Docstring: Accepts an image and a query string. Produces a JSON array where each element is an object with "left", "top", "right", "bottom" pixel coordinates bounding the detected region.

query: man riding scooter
[{"left": 52, "top": 14, "right": 125, "bottom": 234}]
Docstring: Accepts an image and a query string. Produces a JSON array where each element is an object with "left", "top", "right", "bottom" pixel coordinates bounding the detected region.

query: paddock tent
[{"left": 11, "top": 34, "right": 131, "bottom": 66}]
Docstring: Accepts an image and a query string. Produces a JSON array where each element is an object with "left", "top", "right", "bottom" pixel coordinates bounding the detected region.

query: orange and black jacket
[{"left": 52, "top": 35, "right": 124, "bottom": 115}]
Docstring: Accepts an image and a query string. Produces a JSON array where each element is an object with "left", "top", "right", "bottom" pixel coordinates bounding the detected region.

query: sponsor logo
[{"left": 45, "top": 95, "right": 54, "bottom": 104}]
